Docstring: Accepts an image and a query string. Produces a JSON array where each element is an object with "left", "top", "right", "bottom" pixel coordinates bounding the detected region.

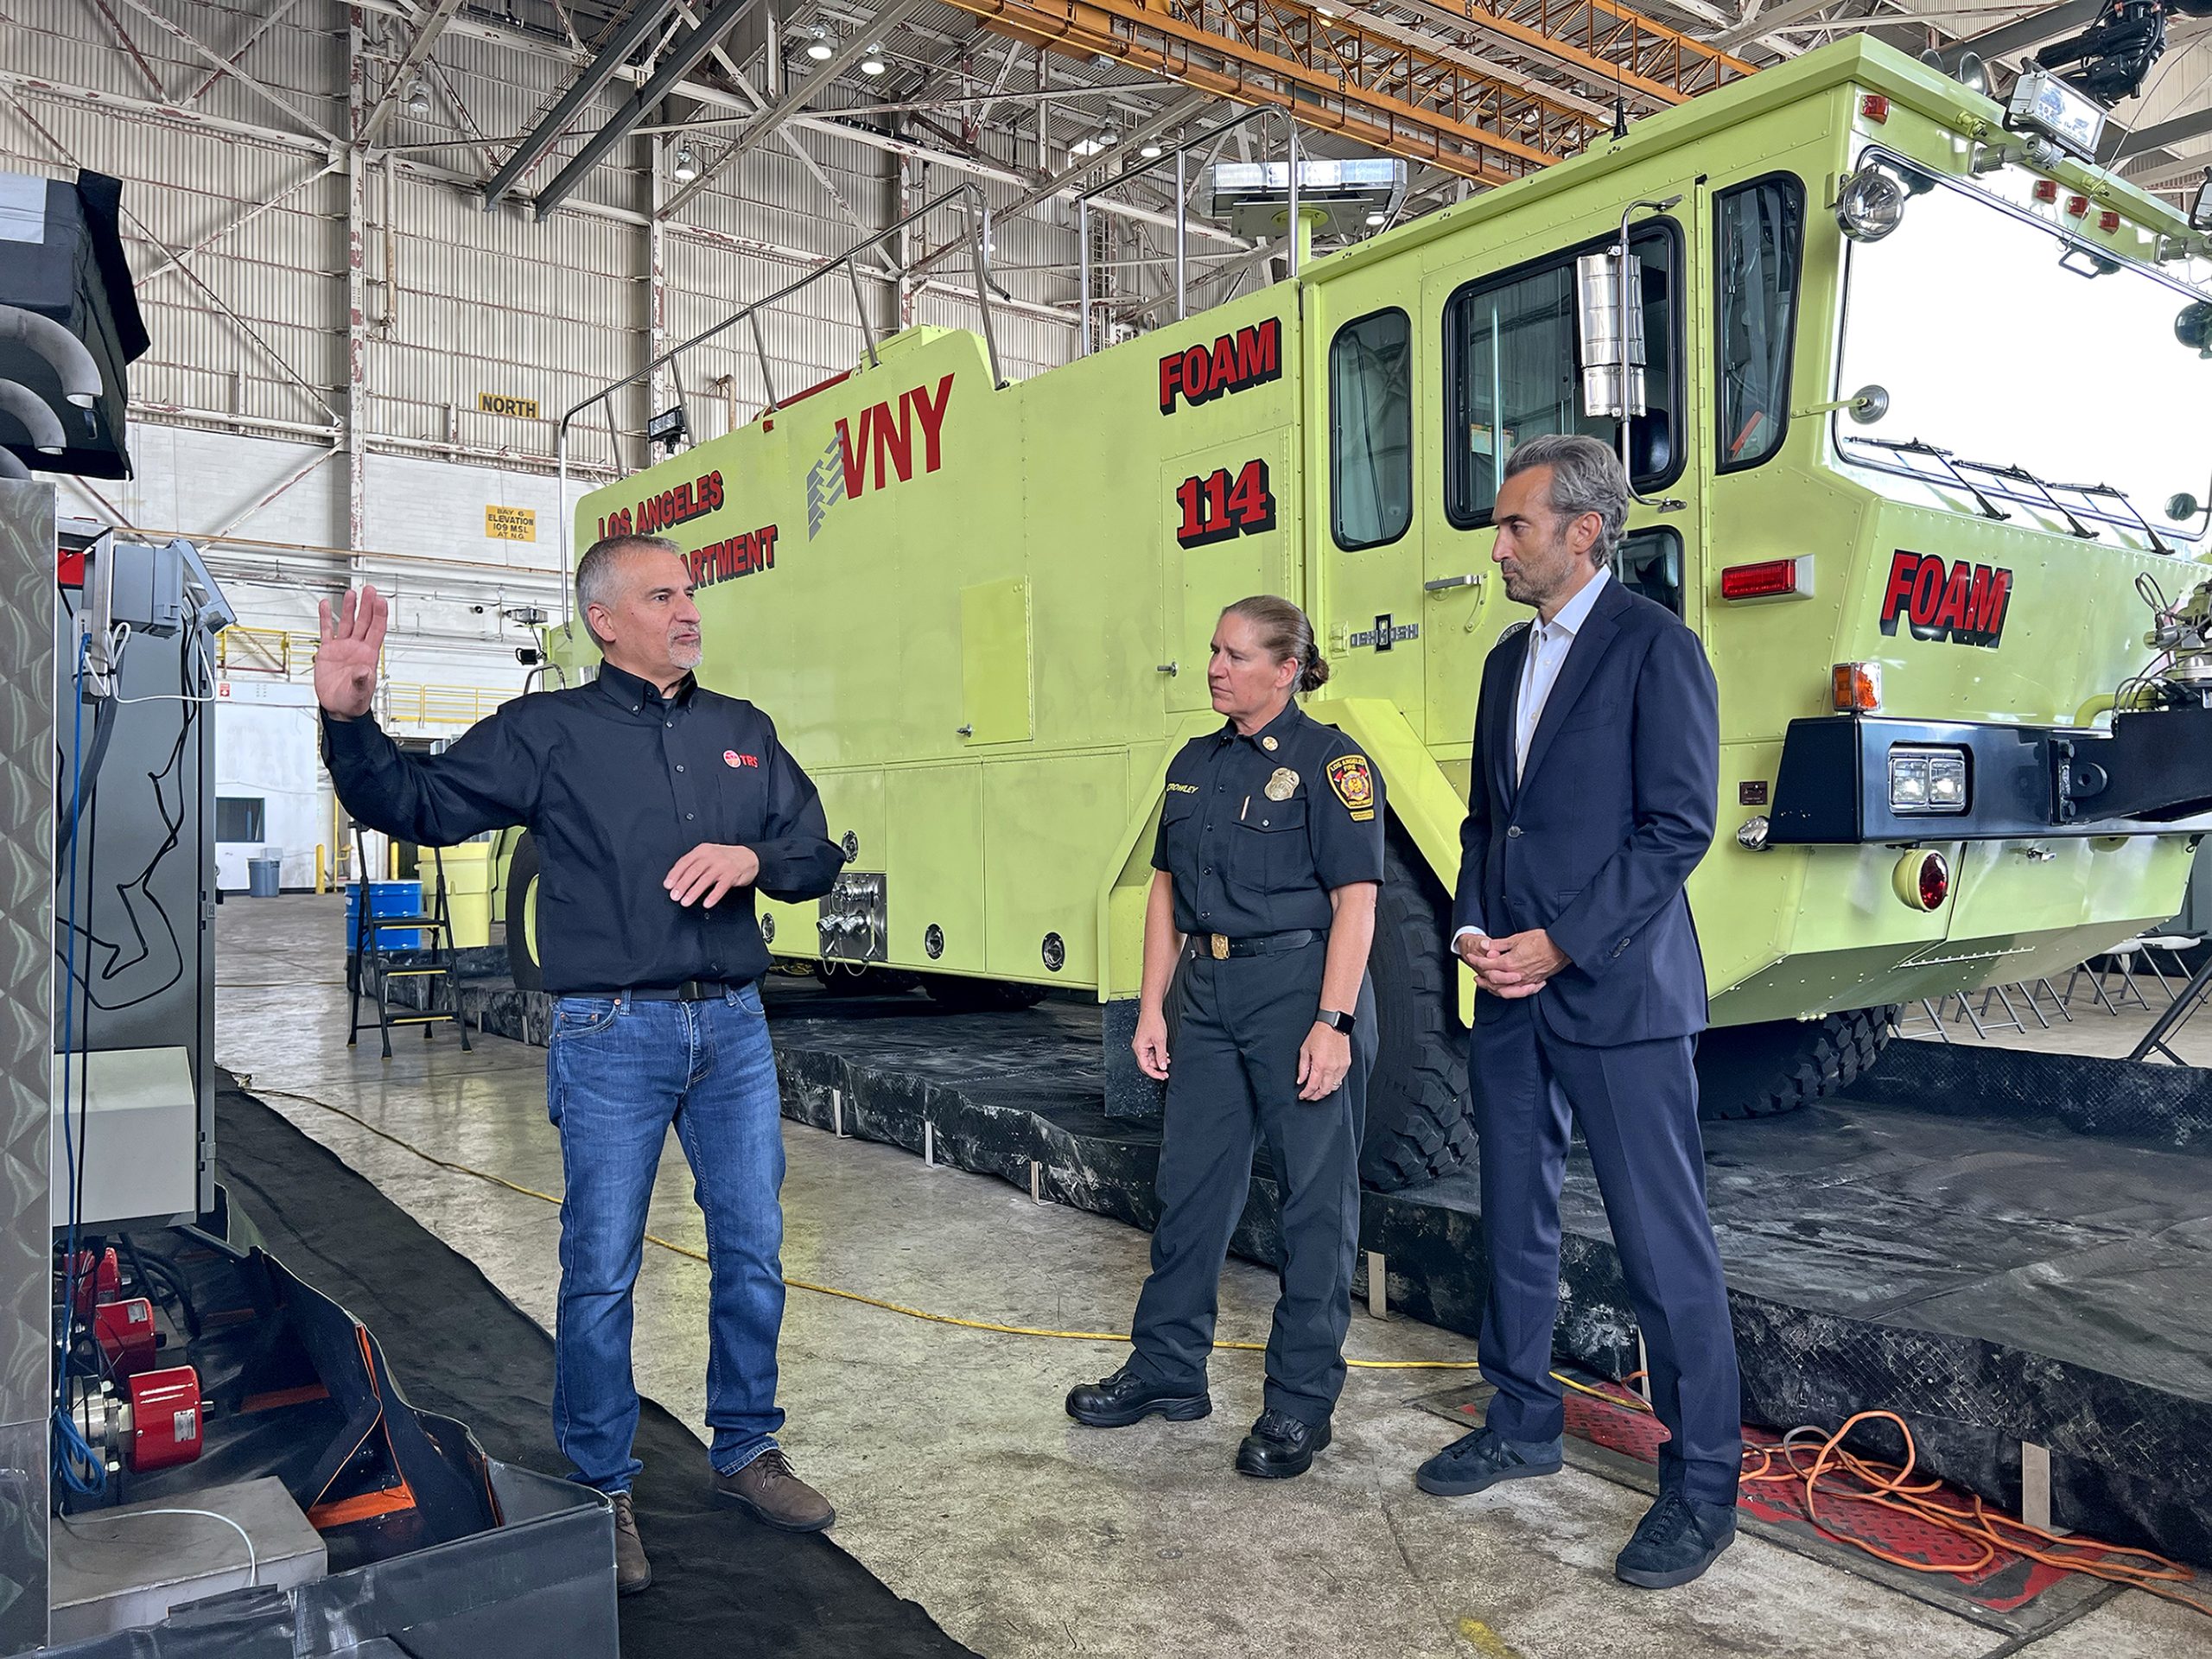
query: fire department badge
[
  {"left": 1327, "top": 755, "right": 1376, "bottom": 821},
  {"left": 1264, "top": 767, "right": 1299, "bottom": 802}
]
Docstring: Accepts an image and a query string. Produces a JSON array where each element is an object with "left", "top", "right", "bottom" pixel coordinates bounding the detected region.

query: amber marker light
[{"left": 1832, "top": 662, "right": 1883, "bottom": 713}]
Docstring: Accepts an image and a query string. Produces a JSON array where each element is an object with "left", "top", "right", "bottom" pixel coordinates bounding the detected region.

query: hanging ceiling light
[
  {"left": 406, "top": 81, "right": 430, "bottom": 117},
  {"left": 805, "top": 24, "right": 835, "bottom": 61},
  {"left": 1364, "top": 210, "right": 1387, "bottom": 226},
  {"left": 672, "top": 144, "right": 699, "bottom": 182},
  {"left": 1139, "top": 140, "right": 1164, "bottom": 159},
  {"left": 860, "top": 43, "right": 887, "bottom": 75}
]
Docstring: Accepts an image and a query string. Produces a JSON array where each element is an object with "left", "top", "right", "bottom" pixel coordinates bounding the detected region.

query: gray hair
[
  {"left": 575, "top": 533, "right": 680, "bottom": 645},
  {"left": 1503, "top": 434, "right": 1628, "bottom": 566}
]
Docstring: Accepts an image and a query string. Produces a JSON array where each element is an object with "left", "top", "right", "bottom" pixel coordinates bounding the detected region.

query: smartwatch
[{"left": 1314, "top": 1007, "right": 1356, "bottom": 1035}]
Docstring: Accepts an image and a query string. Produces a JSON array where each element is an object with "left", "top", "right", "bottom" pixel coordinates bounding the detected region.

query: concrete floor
[{"left": 215, "top": 895, "right": 2210, "bottom": 1659}]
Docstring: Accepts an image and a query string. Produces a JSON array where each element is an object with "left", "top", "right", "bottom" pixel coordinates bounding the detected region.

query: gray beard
[{"left": 670, "top": 640, "right": 704, "bottom": 671}]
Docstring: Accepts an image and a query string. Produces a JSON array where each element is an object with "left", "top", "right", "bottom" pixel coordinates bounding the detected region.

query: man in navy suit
[{"left": 1413, "top": 434, "right": 1740, "bottom": 1589}]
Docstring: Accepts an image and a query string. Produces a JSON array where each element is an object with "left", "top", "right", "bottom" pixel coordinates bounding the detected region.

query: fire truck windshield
[{"left": 1835, "top": 161, "right": 2212, "bottom": 549}]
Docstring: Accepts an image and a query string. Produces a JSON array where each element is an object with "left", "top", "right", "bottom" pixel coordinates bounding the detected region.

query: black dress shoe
[
  {"left": 1234, "top": 1408, "right": 1332, "bottom": 1479},
  {"left": 1414, "top": 1425, "right": 1564, "bottom": 1497},
  {"left": 1614, "top": 1489, "right": 1738, "bottom": 1589},
  {"left": 1066, "top": 1363, "right": 1211, "bottom": 1428}
]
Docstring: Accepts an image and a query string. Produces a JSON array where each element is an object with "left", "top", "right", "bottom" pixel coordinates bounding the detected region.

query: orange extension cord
[{"left": 1587, "top": 1375, "right": 2210, "bottom": 1617}]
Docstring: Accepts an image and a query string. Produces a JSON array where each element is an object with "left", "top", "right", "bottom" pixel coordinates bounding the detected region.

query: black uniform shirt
[
  {"left": 1151, "top": 700, "right": 1386, "bottom": 938},
  {"left": 321, "top": 661, "right": 843, "bottom": 994}
]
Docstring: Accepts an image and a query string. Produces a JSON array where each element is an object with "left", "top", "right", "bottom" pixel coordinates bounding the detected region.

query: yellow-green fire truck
[{"left": 510, "top": 35, "right": 2212, "bottom": 1191}]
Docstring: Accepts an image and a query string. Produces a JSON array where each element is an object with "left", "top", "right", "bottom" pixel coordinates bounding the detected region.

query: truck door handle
[{"left": 1424, "top": 575, "right": 1481, "bottom": 593}]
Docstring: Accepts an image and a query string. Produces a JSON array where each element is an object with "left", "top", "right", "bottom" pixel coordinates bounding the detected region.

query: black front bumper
[{"left": 1767, "top": 707, "right": 2212, "bottom": 844}]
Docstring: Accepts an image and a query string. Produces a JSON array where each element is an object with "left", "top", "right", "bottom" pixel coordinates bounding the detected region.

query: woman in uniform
[{"left": 1066, "top": 595, "right": 1383, "bottom": 1478}]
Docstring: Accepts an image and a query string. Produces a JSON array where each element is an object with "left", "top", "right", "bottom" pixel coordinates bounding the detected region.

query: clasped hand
[
  {"left": 1459, "top": 928, "right": 1567, "bottom": 999},
  {"left": 664, "top": 843, "right": 760, "bottom": 907}
]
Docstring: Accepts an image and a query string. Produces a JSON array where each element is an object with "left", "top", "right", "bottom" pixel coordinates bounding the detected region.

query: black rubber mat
[{"left": 213, "top": 1074, "right": 976, "bottom": 1659}]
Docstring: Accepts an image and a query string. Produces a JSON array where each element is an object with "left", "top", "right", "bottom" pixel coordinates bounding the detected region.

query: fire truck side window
[
  {"left": 1715, "top": 175, "right": 1807, "bottom": 473},
  {"left": 1615, "top": 526, "right": 1684, "bottom": 618},
  {"left": 1444, "top": 226, "right": 1678, "bottom": 527},
  {"left": 1330, "top": 308, "right": 1413, "bottom": 550}
]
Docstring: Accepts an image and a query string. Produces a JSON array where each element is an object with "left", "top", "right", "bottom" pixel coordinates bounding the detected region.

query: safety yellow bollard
[{"left": 315, "top": 843, "right": 327, "bottom": 894}]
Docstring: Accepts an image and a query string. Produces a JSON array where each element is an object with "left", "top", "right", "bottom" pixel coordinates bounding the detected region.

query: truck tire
[
  {"left": 506, "top": 832, "right": 544, "bottom": 994},
  {"left": 1694, "top": 1006, "right": 1897, "bottom": 1121},
  {"left": 920, "top": 975, "right": 1049, "bottom": 1012},
  {"left": 1361, "top": 834, "right": 1478, "bottom": 1192}
]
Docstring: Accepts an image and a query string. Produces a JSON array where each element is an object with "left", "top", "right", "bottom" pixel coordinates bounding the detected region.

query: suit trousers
[
  {"left": 1127, "top": 944, "right": 1376, "bottom": 1430},
  {"left": 1471, "top": 997, "right": 1742, "bottom": 1504}
]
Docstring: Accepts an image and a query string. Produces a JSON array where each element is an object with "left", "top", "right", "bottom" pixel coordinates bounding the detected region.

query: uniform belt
[
  {"left": 1185, "top": 928, "right": 1323, "bottom": 962},
  {"left": 623, "top": 978, "right": 747, "bottom": 1001}
]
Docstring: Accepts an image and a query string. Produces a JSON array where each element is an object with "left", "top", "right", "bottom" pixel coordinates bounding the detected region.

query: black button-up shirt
[
  {"left": 321, "top": 661, "right": 843, "bottom": 995},
  {"left": 1151, "top": 701, "right": 1386, "bottom": 938}
]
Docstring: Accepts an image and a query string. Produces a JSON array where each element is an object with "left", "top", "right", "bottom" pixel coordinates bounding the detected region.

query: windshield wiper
[
  {"left": 2069, "top": 480, "right": 2175, "bottom": 556},
  {"left": 1846, "top": 435, "right": 2011, "bottom": 521},
  {"left": 1951, "top": 458, "right": 2096, "bottom": 540}
]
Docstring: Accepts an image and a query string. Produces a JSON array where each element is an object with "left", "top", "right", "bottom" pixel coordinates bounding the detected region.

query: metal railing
[
  {"left": 1076, "top": 106, "right": 1280, "bottom": 353},
  {"left": 555, "top": 181, "right": 1008, "bottom": 628},
  {"left": 379, "top": 682, "right": 518, "bottom": 728},
  {"left": 215, "top": 624, "right": 301, "bottom": 676}
]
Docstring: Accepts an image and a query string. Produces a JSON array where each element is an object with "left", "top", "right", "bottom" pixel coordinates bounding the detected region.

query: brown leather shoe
[
  {"left": 710, "top": 1448, "right": 836, "bottom": 1532},
  {"left": 609, "top": 1491, "right": 652, "bottom": 1595}
]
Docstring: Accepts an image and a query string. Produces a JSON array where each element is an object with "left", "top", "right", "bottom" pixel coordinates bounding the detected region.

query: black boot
[
  {"left": 1234, "top": 1408, "right": 1331, "bottom": 1479},
  {"left": 1065, "top": 1363, "right": 1211, "bottom": 1428}
]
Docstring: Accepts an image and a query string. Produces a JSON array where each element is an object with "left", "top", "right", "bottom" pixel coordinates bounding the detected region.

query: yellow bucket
[{"left": 438, "top": 843, "right": 493, "bottom": 949}]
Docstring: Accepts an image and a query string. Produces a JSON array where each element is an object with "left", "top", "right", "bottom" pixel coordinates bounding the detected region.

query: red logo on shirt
[{"left": 724, "top": 751, "right": 759, "bottom": 768}]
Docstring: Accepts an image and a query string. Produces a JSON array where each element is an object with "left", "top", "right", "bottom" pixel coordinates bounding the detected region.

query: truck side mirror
[{"left": 1574, "top": 247, "right": 1647, "bottom": 422}]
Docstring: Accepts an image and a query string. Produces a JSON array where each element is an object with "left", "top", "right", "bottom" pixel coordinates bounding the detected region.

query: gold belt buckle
[{"left": 1210, "top": 933, "right": 1230, "bottom": 961}]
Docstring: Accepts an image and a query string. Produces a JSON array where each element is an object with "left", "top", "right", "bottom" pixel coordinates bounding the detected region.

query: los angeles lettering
[
  {"left": 1878, "top": 550, "right": 2012, "bottom": 647},
  {"left": 595, "top": 470, "right": 725, "bottom": 541},
  {"left": 1159, "top": 318, "right": 1281, "bottom": 415},
  {"left": 835, "top": 373, "right": 956, "bottom": 499}
]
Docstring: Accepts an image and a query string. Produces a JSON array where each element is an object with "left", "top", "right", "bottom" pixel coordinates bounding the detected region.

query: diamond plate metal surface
[{"left": 0, "top": 480, "right": 54, "bottom": 1655}]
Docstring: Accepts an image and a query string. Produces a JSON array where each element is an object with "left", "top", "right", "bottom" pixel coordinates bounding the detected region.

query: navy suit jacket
[{"left": 1452, "top": 577, "right": 1719, "bottom": 1046}]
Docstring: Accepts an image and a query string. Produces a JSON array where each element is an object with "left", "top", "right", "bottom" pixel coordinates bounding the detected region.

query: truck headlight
[{"left": 1890, "top": 747, "right": 1968, "bottom": 813}]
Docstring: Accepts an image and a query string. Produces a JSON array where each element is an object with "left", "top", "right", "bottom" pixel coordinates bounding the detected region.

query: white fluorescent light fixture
[
  {"left": 1207, "top": 157, "right": 1407, "bottom": 237},
  {"left": 1069, "top": 130, "right": 1117, "bottom": 158},
  {"left": 2005, "top": 68, "right": 2105, "bottom": 160}
]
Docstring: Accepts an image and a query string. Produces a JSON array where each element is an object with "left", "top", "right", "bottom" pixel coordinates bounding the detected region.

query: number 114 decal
[{"left": 1173, "top": 459, "right": 1277, "bottom": 548}]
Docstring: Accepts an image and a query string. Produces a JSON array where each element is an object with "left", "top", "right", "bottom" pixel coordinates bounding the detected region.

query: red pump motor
[
  {"left": 91, "top": 1297, "right": 158, "bottom": 1376},
  {"left": 71, "top": 1366, "right": 204, "bottom": 1474}
]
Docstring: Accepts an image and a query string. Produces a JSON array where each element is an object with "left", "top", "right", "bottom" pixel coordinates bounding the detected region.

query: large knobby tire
[
  {"left": 505, "top": 831, "right": 544, "bottom": 994},
  {"left": 1694, "top": 1006, "right": 1897, "bottom": 1121},
  {"left": 1361, "top": 833, "right": 1477, "bottom": 1192},
  {"left": 920, "top": 974, "right": 1049, "bottom": 1013}
]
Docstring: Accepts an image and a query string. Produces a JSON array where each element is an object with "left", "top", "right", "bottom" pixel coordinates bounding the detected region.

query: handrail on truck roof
[{"left": 554, "top": 181, "right": 1007, "bottom": 627}]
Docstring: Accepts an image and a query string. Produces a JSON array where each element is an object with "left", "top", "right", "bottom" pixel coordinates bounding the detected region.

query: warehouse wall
[{"left": 0, "top": 0, "right": 1084, "bottom": 711}]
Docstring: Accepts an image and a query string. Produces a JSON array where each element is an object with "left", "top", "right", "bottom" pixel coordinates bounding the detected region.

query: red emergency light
[{"left": 1719, "top": 557, "right": 1810, "bottom": 601}]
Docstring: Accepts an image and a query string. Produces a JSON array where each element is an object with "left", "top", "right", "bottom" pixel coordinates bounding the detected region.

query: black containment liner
[
  {"left": 44, "top": 1210, "right": 619, "bottom": 1659},
  {"left": 0, "top": 169, "right": 147, "bottom": 478}
]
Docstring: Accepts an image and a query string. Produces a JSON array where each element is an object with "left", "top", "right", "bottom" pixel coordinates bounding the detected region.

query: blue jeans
[{"left": 546, "top": 983, "right": 786, "bottom": 1494}]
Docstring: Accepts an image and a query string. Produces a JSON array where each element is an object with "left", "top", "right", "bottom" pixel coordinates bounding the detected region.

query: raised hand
[{"left": 315, "top": 585, "right": 388, "bottom": 719}]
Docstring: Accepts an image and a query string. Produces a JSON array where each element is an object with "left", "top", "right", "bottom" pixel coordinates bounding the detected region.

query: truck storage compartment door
[{"left": 1160, "top": 435, "right": 1294, "bottom": 715}]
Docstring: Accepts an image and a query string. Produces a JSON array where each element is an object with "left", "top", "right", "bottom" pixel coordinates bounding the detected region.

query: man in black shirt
[{"left": 317, "top": 534, "right": 844, "bottom": 1595}]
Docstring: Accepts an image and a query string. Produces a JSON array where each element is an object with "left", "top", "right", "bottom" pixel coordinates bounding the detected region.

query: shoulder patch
[{"left": 1325, "top": 754, "right": 1376, "bottom": 821}]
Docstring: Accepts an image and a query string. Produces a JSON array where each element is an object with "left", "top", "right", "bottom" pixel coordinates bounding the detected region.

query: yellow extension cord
[{"left": 252, "top": 1084, "right": 1628, "bottom": 1398}]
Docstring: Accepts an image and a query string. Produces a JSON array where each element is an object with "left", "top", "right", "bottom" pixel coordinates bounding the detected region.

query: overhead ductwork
[
  {"left": 0, "top": 378, "right": 66, "bottom": 453},
  {"left": 0, "top": 169, "right": 148, "bottom": 478}
]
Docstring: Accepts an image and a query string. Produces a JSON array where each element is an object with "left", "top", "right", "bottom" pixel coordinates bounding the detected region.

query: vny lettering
[{"left": 835, "top": 373, "right": 957, "bottom": 500}]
